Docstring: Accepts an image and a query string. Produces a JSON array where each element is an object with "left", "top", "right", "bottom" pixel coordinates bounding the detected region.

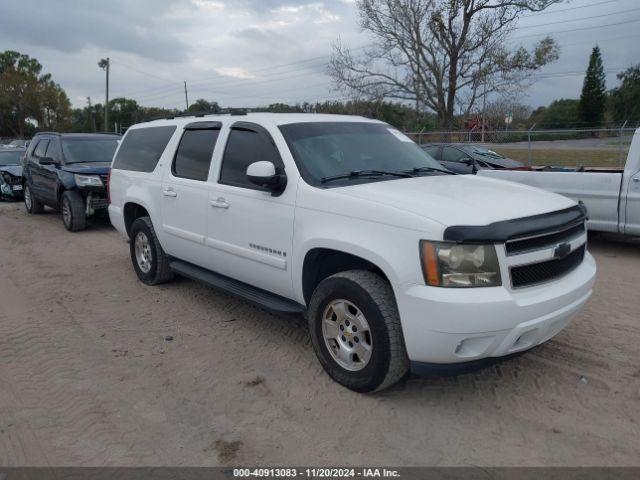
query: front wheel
[
  {"left": 307, "top": 270, "right": 409, "bottom": 392},
  {"left": 24, "top": 183, "right": 44, "bottom": 214},
  {"left": 61, "top": 190, "right": 87, "bottom": 232},
  {"left": 129, "top": 216, "right": 174, "bottom": 285}
]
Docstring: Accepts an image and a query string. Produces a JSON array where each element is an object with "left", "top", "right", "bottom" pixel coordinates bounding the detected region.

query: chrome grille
[{"left": 505, "top": 222, "right": 585, "bottom": 256}]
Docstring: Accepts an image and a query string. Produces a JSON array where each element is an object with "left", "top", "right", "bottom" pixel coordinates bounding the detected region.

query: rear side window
[
  {"left": 172, "top": 129, "right": 219, "bottom": 181},
  {"left": 442, "top": 147, "right": 468, "bottom": 163},
  {"left": 422, "top": 145, "right": 440, "bottom": 159},
  {"left": 219, "top": 127, "right": 282, "bottom": 190},
  {"left": 112, "top": 126, "right": 176, "bottom": 172},
  {"left": 33, "top": 139, "right": 49, "bottom": 157}
]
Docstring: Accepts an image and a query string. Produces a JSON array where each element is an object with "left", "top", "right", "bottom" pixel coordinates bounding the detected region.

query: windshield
[
  {"left": 0, "top": 150, "right": 23, "bottom": 166},
  {"left": 471, "top": 146, "right": 504, "bottom": 159},
  {"left": 61, "top": 138, "right": 119, "bottom": 164},
  {"left": 279, "top": 122, "right": 445, "bottom": 186}
]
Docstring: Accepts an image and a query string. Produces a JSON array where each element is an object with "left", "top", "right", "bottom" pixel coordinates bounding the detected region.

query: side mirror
[
  {"left": 460, "top": 157, "right": 474, "bottom": 166},
  {"left": 38, "top": 156, "right": 56, "bottom": 165},
  {"left": 246, "top": 161, "right": 287, "bottom": 194}
]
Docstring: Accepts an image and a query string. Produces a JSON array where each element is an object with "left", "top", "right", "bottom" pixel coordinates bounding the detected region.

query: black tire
[
  {"left": 129, "top": 216, "right": 174, "bottom": 285},
  {"left": 24, "top": 183, "right": 44, "bottom": 214},
  {"left": 307, "top": 270, "right": 409, "bottom": 393},
  {"left": 61, "top": 190, "right": 87, "bottom": 232}
]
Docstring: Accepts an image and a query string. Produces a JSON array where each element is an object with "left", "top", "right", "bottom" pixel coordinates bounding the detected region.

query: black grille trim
[
  {"left": 510, "top": 245, "right": 586, "bottom": 289},
  {"left": 505, "top": 222, "right": 585, "bottom": 255}
]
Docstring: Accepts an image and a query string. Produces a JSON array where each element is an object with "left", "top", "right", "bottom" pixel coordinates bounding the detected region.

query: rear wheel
[
  {"left": 61, "top": 190, "right": 86, "bottom": 232},
  {"left": 307, "top": 270, "right": 409, "bottom": 392},
  {"left": 24, "top": 183, "right": 44, "bottom": 214},
  {"left": 129, "top": 216, "right": 174, "bottom": 285}
]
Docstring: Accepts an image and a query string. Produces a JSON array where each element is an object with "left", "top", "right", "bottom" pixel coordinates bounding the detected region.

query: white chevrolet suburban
[{"left": 108, "top": 113, "right": 596, "bottom": 392}]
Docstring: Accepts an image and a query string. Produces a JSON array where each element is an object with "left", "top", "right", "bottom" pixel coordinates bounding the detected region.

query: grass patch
[{"left": 492, "top": 148, "right": 626, "bottom": 168}]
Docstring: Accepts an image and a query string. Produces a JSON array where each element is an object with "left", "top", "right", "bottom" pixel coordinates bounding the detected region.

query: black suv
[{"left": 22, "top": 132, "right": 120, "bottom": 231}]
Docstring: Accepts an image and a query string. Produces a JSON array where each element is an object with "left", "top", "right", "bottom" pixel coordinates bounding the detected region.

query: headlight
[
  {"left": 74, "top": 174, "right": 103, "bottom": 187},
  {"left": 420, "top": 240, "right": 501, "bottom": 287}
]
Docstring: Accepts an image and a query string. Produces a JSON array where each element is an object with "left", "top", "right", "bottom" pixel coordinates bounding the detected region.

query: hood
[
  {"left": 475, "top": 156, "right": 523, "bottom": 169},
  {"left": 331, "top": 175, "right": 576, "bottom": 228},
  {"left": 61, "top": 162, "right": 111, "bottom": 175},
  {"left": 0, "top": 165, "right": 22, "bottom": 177}
]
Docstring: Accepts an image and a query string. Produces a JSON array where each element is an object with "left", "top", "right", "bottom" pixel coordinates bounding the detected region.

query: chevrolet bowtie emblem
[{"left": 554, "top": 243, "right": 571, "bottom": 260}]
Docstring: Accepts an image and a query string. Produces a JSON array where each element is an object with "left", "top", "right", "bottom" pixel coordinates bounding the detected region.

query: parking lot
[{"left": 0, "top": 201, "right": 639, "bottom": 467}]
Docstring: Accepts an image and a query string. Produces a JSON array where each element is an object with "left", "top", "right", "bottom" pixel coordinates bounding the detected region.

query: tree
[
  {"left": 484, "top": 97, "right": 532, "bottom": 129},
  {"left": 187, "top": 99, "right": 221, "bottom": 113},
  {"left": 579, "top": 45, "right": 606, "bottom": 127},
  {"left": 330, "top": 0, "right": 560, "bottom": 129},
  {"left": 610, "top": 65, "right": 640, "bottom": 123},
  {"left": 0, "top": 50, "right": 71, "bottom": 137},
  {"left": 529, "top": 99, "right": 580, "bottom": 129}
]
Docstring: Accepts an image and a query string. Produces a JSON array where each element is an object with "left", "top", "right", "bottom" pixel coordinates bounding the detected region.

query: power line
[
  {"left": 512, "top": 17, "right": 640, "bottom": 40},
  {"left": 521, "top": 0, "right": 622, "bottom": 17},
  {"left": 516, "top": 6, "right": 640, "bottom": 29}
]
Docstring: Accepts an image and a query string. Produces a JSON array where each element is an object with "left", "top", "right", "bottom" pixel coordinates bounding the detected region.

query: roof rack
[
  {"left": 164, "top": 108, "right": 248, "bottom": 120},
  {"left": 33, "top": 131, "right": 121, "bottom": 136}
]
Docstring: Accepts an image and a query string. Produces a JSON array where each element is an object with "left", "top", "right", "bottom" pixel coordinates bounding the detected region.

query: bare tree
[{"left": 330, "top": 0, "right": 561, "bottom": 128}]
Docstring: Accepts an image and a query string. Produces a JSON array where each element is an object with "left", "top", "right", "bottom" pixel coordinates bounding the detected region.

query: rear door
[{"left": 161, "top": 121, "right": 221, "bottom": 267}]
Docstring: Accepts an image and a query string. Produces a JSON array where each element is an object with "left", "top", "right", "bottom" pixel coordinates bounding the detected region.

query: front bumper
[{"left": 395, "top": 252, "right": 596, "bottom": 364}]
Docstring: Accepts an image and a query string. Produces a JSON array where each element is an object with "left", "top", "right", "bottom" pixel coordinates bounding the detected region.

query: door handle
[
  {"left": 210, "top": 197, "right": 230, "bottom": 209},
  {"left": 632, "top": 177, "right": 640, "bottom": 183},
  {"left": 163, "top": 188, "right": 177, "bottom": 197}
]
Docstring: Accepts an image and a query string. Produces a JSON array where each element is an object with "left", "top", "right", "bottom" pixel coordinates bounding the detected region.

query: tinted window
[
  {"left": 0, "top": 150, "right": 23, "bottom": 165},
  {"left": 45, "top": 140, "right": 61, "bottom": 162},
  {"left": 219, "top": 128, "right": 282, "bottom": 189},
  {"left": 173, "top": 129, "right": 219, "bottom": 181},
  {"left": 33, "top": 139, "right": 49, "bottom": 157},
  {"left": 112, "top": 126, "right": 176, "bottom": 172},
  {"left": 62, "top": 138, "right": 119, "bottom": 164},
  {"left": 442, "top": 147, "right": 469, "bottom": 163},
  {"left": 422, "top": 145, "right": 440, "bottom": 159}
]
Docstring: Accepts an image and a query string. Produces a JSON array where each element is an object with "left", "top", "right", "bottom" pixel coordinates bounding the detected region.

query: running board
[{"left": 169, "top": 260, "right": 305, "bottom": 315}]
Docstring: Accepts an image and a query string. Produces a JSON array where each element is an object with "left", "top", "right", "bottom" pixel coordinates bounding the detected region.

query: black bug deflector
[{"left": 443, "top": 204, "right": 587, "bottom": 244}]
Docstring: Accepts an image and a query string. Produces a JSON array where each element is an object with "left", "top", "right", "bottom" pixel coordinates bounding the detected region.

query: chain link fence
[{"left": 403, "top": 127, "right": 636, "bottom": 168}]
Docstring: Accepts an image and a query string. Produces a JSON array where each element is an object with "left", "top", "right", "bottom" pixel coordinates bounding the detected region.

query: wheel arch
[
  {"left": 301, "top": 247, "right": 395, "bottom": 306},
  {"left": 123, "top": 202, "right": 151, "bottom": 238}
]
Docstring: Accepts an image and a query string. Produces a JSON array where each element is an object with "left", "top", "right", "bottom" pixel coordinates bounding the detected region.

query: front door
[
  {"left": 624, "top": 169, "right": 640, "bottom": 235},
  {"left": 29, "top": 138, "right": 52, "bottom": 200},
  {"left": 441, "top": 146, "right": 475, "bottom": 174},
  {"left": 41, "top": 138, "right": 63, "bottom": 206},
  {"left": 161, "top": 122, "right": 221, "bottom": 266},
  {"left": 207, "top": 122, "right": 295, "bottom": 299}
]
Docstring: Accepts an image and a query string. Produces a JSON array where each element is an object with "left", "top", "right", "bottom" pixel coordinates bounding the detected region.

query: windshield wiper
[
  {"left": 320, "top": 169, "right": 413, "bottom": 184},
  {"left": 402, "top": 166, "right": 456, "bottom": 175}
]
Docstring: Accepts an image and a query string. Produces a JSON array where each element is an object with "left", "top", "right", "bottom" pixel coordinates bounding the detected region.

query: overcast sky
[{"left": 1, "top": 0, "right": 638, "bottom": 113}]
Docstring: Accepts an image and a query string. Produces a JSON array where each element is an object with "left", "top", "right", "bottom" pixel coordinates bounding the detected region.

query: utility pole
[
  {"left": 184, "top": 81, "right": 189, "bottom": 111},
  {"left": 481, "top": 81, "right": 487, "bottom": 143},
  {"left": 98, "top": 57, "right": 110, "bottom": 132},
  {"left": 87, "top": 96, "right": 96, "bottom": 132}
]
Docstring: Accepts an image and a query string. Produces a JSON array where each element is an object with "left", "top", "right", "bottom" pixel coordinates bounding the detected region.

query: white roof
[{"left": 130, "top": 112, "right": 384, "bottom": 130}]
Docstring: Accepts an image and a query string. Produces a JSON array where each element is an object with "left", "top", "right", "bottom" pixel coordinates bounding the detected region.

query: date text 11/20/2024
[{"left": 233, "top": 468, "right": 401, "bottom": 478}]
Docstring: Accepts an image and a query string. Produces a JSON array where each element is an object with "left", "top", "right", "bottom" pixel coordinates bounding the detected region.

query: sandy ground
[{"left": 0, "top": 201, "right": 639, "bottom": 467}]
